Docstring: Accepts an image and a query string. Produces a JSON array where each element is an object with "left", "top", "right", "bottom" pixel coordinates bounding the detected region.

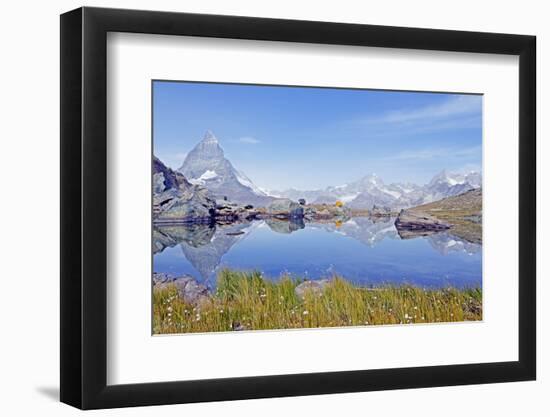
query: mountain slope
[{"left": 403, "top": 188, "right": 482, "bottom": 243}]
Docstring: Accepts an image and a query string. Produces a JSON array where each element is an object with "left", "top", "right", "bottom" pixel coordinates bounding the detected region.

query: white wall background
[{"left": 0, "top": 0, "right": 545, "bottom": 415}]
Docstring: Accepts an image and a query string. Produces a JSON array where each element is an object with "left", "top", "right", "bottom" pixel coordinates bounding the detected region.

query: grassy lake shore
[{"left": 153, "top": 270, "right": 482, "bottom": 334}]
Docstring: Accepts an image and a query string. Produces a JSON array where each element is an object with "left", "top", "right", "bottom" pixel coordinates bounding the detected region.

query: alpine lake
[{"left": 153, "top": 216, "right": 482, "bottom": 291}]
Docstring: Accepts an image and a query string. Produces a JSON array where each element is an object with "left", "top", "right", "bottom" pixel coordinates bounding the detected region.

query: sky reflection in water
[{"left": 153, "top": 217, "right": 482, "bottom": 289}]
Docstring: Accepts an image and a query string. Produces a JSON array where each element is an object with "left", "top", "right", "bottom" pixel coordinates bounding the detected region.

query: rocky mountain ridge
[{"left": 153, "top": 156, "right": 216, "bottom": 222}]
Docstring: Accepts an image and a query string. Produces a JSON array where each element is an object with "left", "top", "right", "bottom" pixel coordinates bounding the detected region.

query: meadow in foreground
[{"left": 153, "top": 270, "right": 482, "bottom": 334}]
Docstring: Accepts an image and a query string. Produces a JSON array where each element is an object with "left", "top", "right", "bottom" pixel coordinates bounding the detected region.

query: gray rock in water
[
  {"left": 153, "top": 273, "right": 209, "bottom": 304},
  {"left": 394, "top": 209, "right": 451, "bottom": 231},
  {"left": 295, "top": 279, "right": 331, "bottom": 299},
  {"left": 397, "top": 228, "right": 440, "bottom": 240},
  {"left": 266, "top": 218, "right": 305, "bottom": 234},
  {"left": 267, "top": 198, "right": 304, "bottom": 219}
]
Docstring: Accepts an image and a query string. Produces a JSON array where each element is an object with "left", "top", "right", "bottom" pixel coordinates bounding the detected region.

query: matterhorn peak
[
  {"left": 177, "top": 130, "right": 272, "bottom": 206},
  {"left": 201, "top": 130, "right": 219, "bottom": 144}
]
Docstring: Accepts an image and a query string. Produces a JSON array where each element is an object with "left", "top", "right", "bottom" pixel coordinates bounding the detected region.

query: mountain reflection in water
[{"left": 153, "top": 217, "right": 482, "bottom": 289}]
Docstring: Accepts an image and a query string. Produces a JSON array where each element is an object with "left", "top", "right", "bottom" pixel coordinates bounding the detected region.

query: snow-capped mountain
[
  {"left": 178, "top": 131, "right": 273, "bottom": 206},
  {"left": 273, "top": 170, "right": 481, "bottom": 210},
  {"left": 422, "top": 170, "right": 481, "bottom": 203},
  {"left": 175, "top": 130, "right": 480, "bottom": 210}
]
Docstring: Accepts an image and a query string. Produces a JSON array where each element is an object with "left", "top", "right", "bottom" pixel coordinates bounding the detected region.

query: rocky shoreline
[
  {"left": 393, "top": 188, "right": 482, "bottom": 243},
  {"left": 154, "top": 272, "right": 343, "bottom": 307},
  {"left": 154, "top": 196, "right": 353, "bottom": 226},
  {"left": 153, "top": 154, "right": 358, "bottom": 226},
  {"left": 153, "top": 153, "right": 482, "bottom": 245},
  {"left": 394, "top": 209, "right": 451, "bottom": 231}
]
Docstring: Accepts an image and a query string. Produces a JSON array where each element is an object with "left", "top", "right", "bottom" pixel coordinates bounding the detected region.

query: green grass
[{"left": 153, "top": 269, "right": 482, "bottom": 334}]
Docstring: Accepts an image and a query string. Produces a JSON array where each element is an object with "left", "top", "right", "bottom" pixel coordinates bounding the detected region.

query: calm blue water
[{"left": 153, "top": 218, "right": 482, "bottom": 289}]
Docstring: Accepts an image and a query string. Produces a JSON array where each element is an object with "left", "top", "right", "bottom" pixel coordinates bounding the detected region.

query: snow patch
[
  {"left": 395, "top": 184, "right": 414, "bottom": 194},
  {"left": 189, "top": 170, "right": 218, "bottom": 185},
  {"left": 236, "top": 170, "right": 268, "bottom": 196},
  {"left": 380, "top": 188, "right": 401, "bottom": 199},
  {"left": 340, "top": 193, "right": 361, "bottom": 203},
  {"left": 200, "top": 170, "right": 218, "bottom": 180}
]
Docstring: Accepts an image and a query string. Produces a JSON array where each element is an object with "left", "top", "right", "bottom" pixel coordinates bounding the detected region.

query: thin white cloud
[
  {"left": 238, "top": 136, "right": 260, "bottom": 144},
  {"left": 361, "top": 95, "right": 482, "bottom": 126},
  {"left": 385, "top": 145, "right": 481, "bottom": 161}
]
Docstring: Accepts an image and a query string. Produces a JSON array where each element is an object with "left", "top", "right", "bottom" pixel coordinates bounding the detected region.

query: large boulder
[
  {"left": 394, "top": 209, "right": 451, "bottom": 231},
  {"left": 267, "top": 198, "right": 304, "bottom": 219},
  {"left": 295, "top": 279, "right": 331, "bottom": 299},
  {"left": 153, "top": 273, "right": 209, "bottom": 305},
  {"left": 156, "top": 189, "right": 216, "bottom": 222}
]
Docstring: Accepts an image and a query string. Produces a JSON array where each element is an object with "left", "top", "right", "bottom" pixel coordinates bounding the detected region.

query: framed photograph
[{"left": 60, "top": 6, "right": 536, "bottom": 409}]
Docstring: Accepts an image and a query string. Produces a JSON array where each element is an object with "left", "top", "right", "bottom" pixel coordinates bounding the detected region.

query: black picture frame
[{"left": 60, "top": 6, "right": 536, "bottom": 410}]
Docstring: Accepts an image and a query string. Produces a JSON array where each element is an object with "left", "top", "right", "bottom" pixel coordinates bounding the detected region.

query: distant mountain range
[
  {"left": 271, "top": 170, "right": 480, "bottom": 210},
  {"left": 170, "top": 130, "right": 481, "bottom": 210}
]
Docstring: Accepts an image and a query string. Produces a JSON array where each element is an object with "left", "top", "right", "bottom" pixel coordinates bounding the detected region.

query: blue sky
[{"left": 153, "top": 81, "right": 482, "bottom": 190}]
